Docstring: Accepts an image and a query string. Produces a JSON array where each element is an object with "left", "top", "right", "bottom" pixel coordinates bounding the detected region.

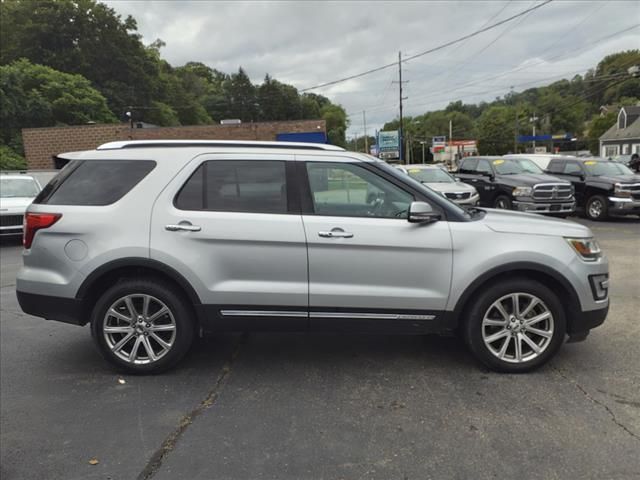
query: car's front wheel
[
  {"left": 493, "top": 195, "right": 513, "bottom": 210},
  {"left": 463, "top": 278, "right": 566, "bottom": 373},
  {"left": 585, "top": 195, "right": 609, "bottom": 221},
  {"left": 90, "top": 278, "right": 195, "bottom": 374}
]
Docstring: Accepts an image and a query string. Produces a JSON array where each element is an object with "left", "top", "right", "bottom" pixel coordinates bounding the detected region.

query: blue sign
[
  {"left": 518, "top": 133, "right": 573, "bottom": 142},
  {"left": 276, "top": 131, "right": 327, "bottom": 143}
]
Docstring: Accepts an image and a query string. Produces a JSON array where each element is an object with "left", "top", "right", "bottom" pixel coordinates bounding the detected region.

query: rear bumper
[{"left": 16, "top": 290, "right": 86, "bottom": 326}]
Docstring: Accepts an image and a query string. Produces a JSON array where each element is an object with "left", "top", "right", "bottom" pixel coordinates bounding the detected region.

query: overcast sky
[{"left": 104, "top": 0, "right": 639, "bottom": 139}]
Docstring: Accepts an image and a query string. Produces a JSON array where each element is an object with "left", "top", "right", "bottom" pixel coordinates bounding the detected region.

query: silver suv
[{"left": 16, "top": 141, "right": 609, "bottom": 374}]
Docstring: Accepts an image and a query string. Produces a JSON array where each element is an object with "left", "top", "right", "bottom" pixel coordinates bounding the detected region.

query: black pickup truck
[
  {"left": 546, "top": 157, "right": 640, "bottom": 220},
  {"left": 455, "top": 156, "right": 575, "bottom": 215}
]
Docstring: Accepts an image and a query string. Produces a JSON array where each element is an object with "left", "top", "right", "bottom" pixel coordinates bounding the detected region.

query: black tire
[
  {"left": 585, "top": 195, "right": 609, "bottom": 221},
  {"left": 90, "top": 278, "right": 195, "bottom": 374},
  {"left": 493, "top": 195, "right": 513, "bottom": 210},
  {"left": 462, "top": 278, "right": 566, "bottom": 373}
]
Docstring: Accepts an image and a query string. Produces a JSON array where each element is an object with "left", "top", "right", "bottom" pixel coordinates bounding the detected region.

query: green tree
[
  {"left": 1, "top": 0, "right": 161, "bottom": 116},
  {"left": 0, "top": 144, "right": 27, "bottom": 170},
  {"left": 258, "top": 75, "right": 302, "bottom": 121},
  {"left": 476, "top": 105, "right": 516, "bottom": 155},
  {"left": 0, "top": 59, "right": 116, "bottom": 147},
  {"left": 321, "top": 104, "right": 348, "bottom": 147},
  {"left": 585, "top": 111, "right": 617, "bottom": 155}
]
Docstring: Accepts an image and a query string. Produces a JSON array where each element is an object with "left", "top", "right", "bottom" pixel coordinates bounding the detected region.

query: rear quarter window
[{"left": 34, "top": 160, "right": 156, "bottom": 206}]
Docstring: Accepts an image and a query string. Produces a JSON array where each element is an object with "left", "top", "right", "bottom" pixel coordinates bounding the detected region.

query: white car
[
  {"left": 397, "top": 164, "right": 479, "bottom": 205},
  {"left": 0, "top": 174, "right": 42, "bottom": 237}
]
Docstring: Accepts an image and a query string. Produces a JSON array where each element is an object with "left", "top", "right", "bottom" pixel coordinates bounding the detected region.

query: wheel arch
[
  {"left": 76, "top": 258, "right": 202, "bottom": 325},
  {"left": 453, "top": 262, "right": 581, "bottom": 329}
]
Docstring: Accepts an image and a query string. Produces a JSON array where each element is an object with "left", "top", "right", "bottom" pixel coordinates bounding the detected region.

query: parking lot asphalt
[{"left": 1, "top": 217, "right": 639, "bottom": 480}]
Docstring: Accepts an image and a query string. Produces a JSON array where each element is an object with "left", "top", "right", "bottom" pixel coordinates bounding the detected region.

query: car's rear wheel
[
  {"left": 493, "top": 195, "right": 513, "bottom": 210},
  {"left": 463, "top": 278, "right": 566, "bottom": 373},
  {"left": 90, "top": 279, "right": 194, "bottom": 374},
  {"left": 585, "top": 195, "right": 608, "bottom": 221}
]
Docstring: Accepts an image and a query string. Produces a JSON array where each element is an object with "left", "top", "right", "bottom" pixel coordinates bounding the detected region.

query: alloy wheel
[
  {"left": 102, "top": 294, "right": 176, "bottom": 364},
  {"left": 481, "top": 292, "right": 554, "bottom": 364},
  {"left": 588, "top": 199, "right": 603, "bottom": 219}
]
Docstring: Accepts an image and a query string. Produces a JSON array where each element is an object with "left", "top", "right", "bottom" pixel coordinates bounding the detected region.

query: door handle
[
  {"left": 319, "top": 229, "right": 353, "bottom": 238},
  {"left": 165, "top": 224, "right": 201, "bottom": 232}
]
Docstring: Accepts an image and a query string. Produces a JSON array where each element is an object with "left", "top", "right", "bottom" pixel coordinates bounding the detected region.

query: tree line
[
  {"left": 378, "top": 50, "right": 639, "bottom": 161},
  {"left": 0, "top": 0, "right": 348, "bottom": 169},
  {"left": 1, "top": 0, "right": 638, "bottom": 170}
]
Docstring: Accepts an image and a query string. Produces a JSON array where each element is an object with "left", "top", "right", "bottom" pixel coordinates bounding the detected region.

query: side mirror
[
  {"left": 408, "top": 201, "right": 441, "bottom": 224},
  {"left": 455, "top": 177, "right": 462, "bottom": 182}
]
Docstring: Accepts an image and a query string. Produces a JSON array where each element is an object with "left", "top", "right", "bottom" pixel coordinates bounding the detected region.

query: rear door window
[
  {"left": 563, "top": 162, "right": 583, "bottom": 175},
  {"left": 34, "top": 160, "right": 156, "bottom": 206},
  {"left": 546, "top": 160, "right": 564, "bottom": 174},
  {"left": 476, "top": 159, "right": 493, "bottom": 175},
  {"left": 459, "top": 158, "right": 478, "bottom": 173},
  {"left": 175, "top": 160, "right": 288, "bottom": 214}
]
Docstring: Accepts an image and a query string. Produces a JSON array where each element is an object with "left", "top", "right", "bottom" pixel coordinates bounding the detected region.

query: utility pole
[
  {"left": 530, "top": 113, "right": 539, "bottom": 150},
  {"left": 512, "top": 86, "right": 518, "bottom": 153},
  {"left": 393, "top": 51, "right": 409, "bottom": 164},
  {"left": 362, "top": 111, "right": 368, "bottom": 153},
  {"left": 449, "top": 119, "right": 453, "bottom": 167},
  {"left": 420, "top": 141, "right": 426, "bottom": 164}
]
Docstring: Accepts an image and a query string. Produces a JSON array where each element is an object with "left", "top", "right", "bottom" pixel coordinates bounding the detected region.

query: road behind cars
[{"left": 1, "top": 217, "right": 639, "bottom": 480}]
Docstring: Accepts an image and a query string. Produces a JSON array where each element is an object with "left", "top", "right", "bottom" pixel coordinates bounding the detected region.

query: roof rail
[{"left": 96, "top": 140, "right": 345, "bottom": 151}]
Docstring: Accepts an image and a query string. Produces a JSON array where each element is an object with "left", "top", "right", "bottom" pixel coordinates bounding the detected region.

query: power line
[
  {"left": 299, "top": 0, "right": 553, "bottom": 92},
  {"left": 393, "top": 23, "right": 640, "bottom": 109},
  {"left": 350, "top": 23, "right": 638, "bottom": 122}
]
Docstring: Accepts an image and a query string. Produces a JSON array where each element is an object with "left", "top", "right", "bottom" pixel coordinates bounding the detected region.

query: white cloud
[{"left": 104, "top": 0, "right": 639, "bottom": 137}]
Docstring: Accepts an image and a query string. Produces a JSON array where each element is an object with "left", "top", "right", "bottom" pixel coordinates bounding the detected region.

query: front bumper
[
  {"left": 452, "top": 193, "right": 479, "bottom": 206},
  {"left": 0, "top": 213, "right": 25, "bottom": 236},
  {"left": 608, "top": 197, "right": 640, "bottom": 214},
  {"left": 566, "top": 303, "right": 609, "bottom": 342},
  {"left": 0, "top": 227, "right": 23, "bottom": 236},
  {"left": 513, "top": 199, "right": 575, "bottom": 214}
]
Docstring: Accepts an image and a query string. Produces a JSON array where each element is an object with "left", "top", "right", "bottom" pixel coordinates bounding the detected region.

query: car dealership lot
[{"left": 1, "top": 217, "right": 639, "bottom": 480}]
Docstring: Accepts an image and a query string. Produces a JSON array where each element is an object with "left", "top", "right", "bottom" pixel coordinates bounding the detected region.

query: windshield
[
  {"left": 492, "top": 158, "right": 543, "bottom": 175},
  {"left": 0, "top": 178, "right": 40, "bottom": 198},
  {"left": 584, "top": 161, "right": 634, "bottom": 176},
  {"left": 406, "top": 167, "right": 455, "bottom": 183},
  {"left": 373, "top": 159, "right": 474, "bottom": 219}
]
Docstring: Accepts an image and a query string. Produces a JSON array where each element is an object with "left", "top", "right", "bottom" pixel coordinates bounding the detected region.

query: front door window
[{"left": 306, "top": 162, "right": 413, "bottom": 219}]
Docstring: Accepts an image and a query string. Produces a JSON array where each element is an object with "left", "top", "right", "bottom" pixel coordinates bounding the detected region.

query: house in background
[{"left": 599, "top": 105, "right": 640, "bottom": 158}]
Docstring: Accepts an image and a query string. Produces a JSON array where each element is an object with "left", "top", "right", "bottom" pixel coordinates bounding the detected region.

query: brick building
[{"left": 22, "top": 120, "right": 326, "bottom": 169}]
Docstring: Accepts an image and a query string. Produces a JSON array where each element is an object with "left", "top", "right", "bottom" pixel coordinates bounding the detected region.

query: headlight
[
  {"left": 614, "top": 183, "right": 632, "bottom": 198},
  {"left": 512, "top": 186, "right": 532, "bottom": 197},
  {"left": 565, "top": 237, "right": 601, "bottom": 261}
]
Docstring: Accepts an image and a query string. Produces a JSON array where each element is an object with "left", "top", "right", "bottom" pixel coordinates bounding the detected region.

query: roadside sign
[
  {"left": 378, "top": 131, "right": 399, "bottom": 158},
  {"left": 432, "top": 136, "right": 446, "bottom": 146}
]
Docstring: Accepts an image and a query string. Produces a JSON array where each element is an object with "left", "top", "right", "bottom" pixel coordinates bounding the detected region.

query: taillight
[{"left": 23, "top": 213, "right": 62, "bottom": 249}]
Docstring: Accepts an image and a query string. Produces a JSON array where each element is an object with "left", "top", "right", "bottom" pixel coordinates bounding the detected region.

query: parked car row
[
  {"left": 0, "top": 173, "right": 42, "bottom": 236},
  {"left": 399, "top": 154, "right": 640, "bottom": 220}
]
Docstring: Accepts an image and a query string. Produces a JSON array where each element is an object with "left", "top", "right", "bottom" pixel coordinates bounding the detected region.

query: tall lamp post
[{"left": 529, "top": 114, "right": 539, "bottom": 150}]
